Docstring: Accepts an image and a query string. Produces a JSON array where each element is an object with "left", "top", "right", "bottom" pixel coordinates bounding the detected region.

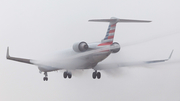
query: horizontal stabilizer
[{"left": 89, "top": 18, "right": 151, "bottom": 23}]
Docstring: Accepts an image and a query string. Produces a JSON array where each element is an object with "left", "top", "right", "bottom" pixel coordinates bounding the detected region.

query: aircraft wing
[
  {"left": 144, "top": 50, "right": 173, "bottom": 64},
  {"left": 6, "top": 47, "right": 34, "bottom": 64},
  {"left": 94, "top": 50, "right": 174, "bottom": 70}
]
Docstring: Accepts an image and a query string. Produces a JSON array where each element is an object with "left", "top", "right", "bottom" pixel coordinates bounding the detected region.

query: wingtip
[
  {"left": 168, "top": 50, "right": 174, "bottom": 60},
  {"left": 6, "top": 47, "right": 10, "bottom": 59}
]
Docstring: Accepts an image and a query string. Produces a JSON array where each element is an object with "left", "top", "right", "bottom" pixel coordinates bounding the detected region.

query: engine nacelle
[
  {"left": 111, "top": 42, "right": 120, "bottom": 53},
  {"left": 73, "top": 41, "right": 89, "bottom": 52}
]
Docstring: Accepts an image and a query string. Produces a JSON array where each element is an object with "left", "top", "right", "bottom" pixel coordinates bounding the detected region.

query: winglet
[
  {"left": 6, "top": 47, "right": 10, "bottom": 59},
  {"left": 167, "top": 50, "right": 173, "bottom": 61}
]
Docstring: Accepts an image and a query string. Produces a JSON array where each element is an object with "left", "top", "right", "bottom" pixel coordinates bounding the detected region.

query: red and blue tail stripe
[{"left": 98, "top": 23, "right": 117, "bottom": 46}]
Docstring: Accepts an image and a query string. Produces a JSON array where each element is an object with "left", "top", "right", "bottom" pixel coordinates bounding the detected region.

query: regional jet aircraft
[{"left": 6, "top": 17, "right": 173, "bottom": 81}]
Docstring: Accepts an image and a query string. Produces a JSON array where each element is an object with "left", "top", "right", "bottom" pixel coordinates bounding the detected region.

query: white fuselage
[{"left": 32, "top": 45, "right": 111, "bottom": 72}]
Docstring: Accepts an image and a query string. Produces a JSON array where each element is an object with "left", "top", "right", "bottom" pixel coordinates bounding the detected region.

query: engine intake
[
  {"left": 111, "top": 42, "right": 120, "bottom": 53},
  {"left": 73, "top": 41, "right": 89, "bottom": 52}
]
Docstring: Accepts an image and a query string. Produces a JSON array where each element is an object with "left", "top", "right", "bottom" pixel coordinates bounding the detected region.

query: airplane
[{"left": 6, "top": 17, "right": 173, "bottom": 81}]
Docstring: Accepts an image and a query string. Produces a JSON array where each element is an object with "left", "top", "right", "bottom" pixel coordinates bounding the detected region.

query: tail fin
[{"left": 89, "top": 17, "right": 151, "bottom": 46}]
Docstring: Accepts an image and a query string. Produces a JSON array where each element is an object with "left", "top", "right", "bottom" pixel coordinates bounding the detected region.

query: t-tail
[{"left": 89, "top": 17, "right": 151, "bottom": 46}]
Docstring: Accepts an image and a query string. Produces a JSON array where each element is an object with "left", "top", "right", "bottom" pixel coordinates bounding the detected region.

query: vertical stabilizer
[{"left": 100, "top": 17, "right": 117, "bottom": 46}]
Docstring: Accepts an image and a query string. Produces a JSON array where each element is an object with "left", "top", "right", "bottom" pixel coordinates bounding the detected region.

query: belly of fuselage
[
  {"left": 92, "top": 51, "right": 111, "bottom": 63},
  {"left": 56, "top": 50, "right": 111, "bottom": 69},
  {"left": 38, "top": 49, "right": 111, "bottom": 71}
]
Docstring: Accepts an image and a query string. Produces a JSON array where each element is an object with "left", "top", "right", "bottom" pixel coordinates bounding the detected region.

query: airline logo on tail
[{"left": 102, "top": 23, "right": 117, "bottom": 44}]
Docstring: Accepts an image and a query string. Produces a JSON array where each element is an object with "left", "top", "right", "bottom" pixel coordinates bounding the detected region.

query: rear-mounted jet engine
[
  {"left": 110, "top": 42, "right": 120, "bottom": 53},
  {"left": 73, "top": 41, "right": 89, "bottom": 52}
]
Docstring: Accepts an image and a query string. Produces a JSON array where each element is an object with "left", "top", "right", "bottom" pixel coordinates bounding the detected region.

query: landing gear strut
[
  {"left": 92, "top": 70, "right": 101, "bottom": 79},
  {"left": 63, "top": 71, "right": 72, "bottom": 79},
  {"left": 43, "top": 72, "right": 48, "bottom": 81}
]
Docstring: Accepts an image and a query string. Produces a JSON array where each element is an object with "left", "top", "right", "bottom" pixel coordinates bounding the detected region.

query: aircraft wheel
[
  {"left": 68, "top": 73, "right": 72, "bottom": 79},
  {"left": 97, "top": 72, "right": 101, "bottom": 79},
  {"left": 43, "top": 72, "right": 48, "bottom": 81},
  {"left": 43, "top": 77, "right": 48, "bottom": 81},
  {"left": 63, "top": 72, "right": 68, "bottom": 78},
  {"left": 46, "top": 77, "right": 48, "bottom": 81},
  {"left": 92, "top": 72, "right": 96, "bottom": 79}
]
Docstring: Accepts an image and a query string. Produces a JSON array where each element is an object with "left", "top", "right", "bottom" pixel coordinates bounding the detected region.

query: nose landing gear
[{"left": 43, "top": 72, "right": 48, "bottom": 81}]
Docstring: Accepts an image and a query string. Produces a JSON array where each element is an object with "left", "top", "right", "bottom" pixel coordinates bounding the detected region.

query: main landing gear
[
  {"left": 63, "top": 71, "right": 72, "bottom": 79},
  {"left": 43, "top": 70, "right": 101, "bottom": 80},
  {"left": 92, "top": 70, "right": 101, "bottom": 79},
  {"left": 43, "top": 72, "right": 48, "bottom": 81}
]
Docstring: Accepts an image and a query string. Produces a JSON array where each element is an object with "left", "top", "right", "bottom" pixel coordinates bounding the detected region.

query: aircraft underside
[{"left": 38, "top": 51, "right": 111, "bottom": 81}]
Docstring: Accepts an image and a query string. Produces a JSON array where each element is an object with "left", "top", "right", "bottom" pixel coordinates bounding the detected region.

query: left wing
[{"left": 6, "top": 47, "right": 34, "bottom": 64}]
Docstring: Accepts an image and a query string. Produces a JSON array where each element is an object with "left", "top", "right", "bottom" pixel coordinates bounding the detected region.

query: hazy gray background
[{"left": 0, "top": 0, "right": 180, "bottom": 101}]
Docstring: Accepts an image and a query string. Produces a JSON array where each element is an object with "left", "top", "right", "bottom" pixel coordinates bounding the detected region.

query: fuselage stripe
[{"left": 98, "top": 42, "right": 113, "bottom": 46}]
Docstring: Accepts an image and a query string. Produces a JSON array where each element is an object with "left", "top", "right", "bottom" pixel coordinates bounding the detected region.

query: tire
[
  {"left": 43, "top": 77, "right": 48, "bottom": 81},
  {"left": 63, "top": 72, "right": 68, "bottom": 78},
  {"left": 92, "top": 72, "right": 96, "bottom": 79},
  {"left": 97, "top": 72, "right": 101, "bottom": 79},
  {"left": 68, "top": 73, "right": 72, "bottom": 79}
]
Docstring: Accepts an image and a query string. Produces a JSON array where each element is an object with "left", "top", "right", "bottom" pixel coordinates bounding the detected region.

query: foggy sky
[{"left": 0, "top": 0, "right": 180, "bottom": 101}]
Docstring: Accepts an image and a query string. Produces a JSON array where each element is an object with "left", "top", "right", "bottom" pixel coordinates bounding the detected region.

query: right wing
[
  {"left": 144, "top": 50, "right": 173, "bottom": 64},
  {"left": 6, "top": 47, "right": 34, "bottom": 64},
  {"left": 94, "top": 50, "right": 174, "bottom": 70}
]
